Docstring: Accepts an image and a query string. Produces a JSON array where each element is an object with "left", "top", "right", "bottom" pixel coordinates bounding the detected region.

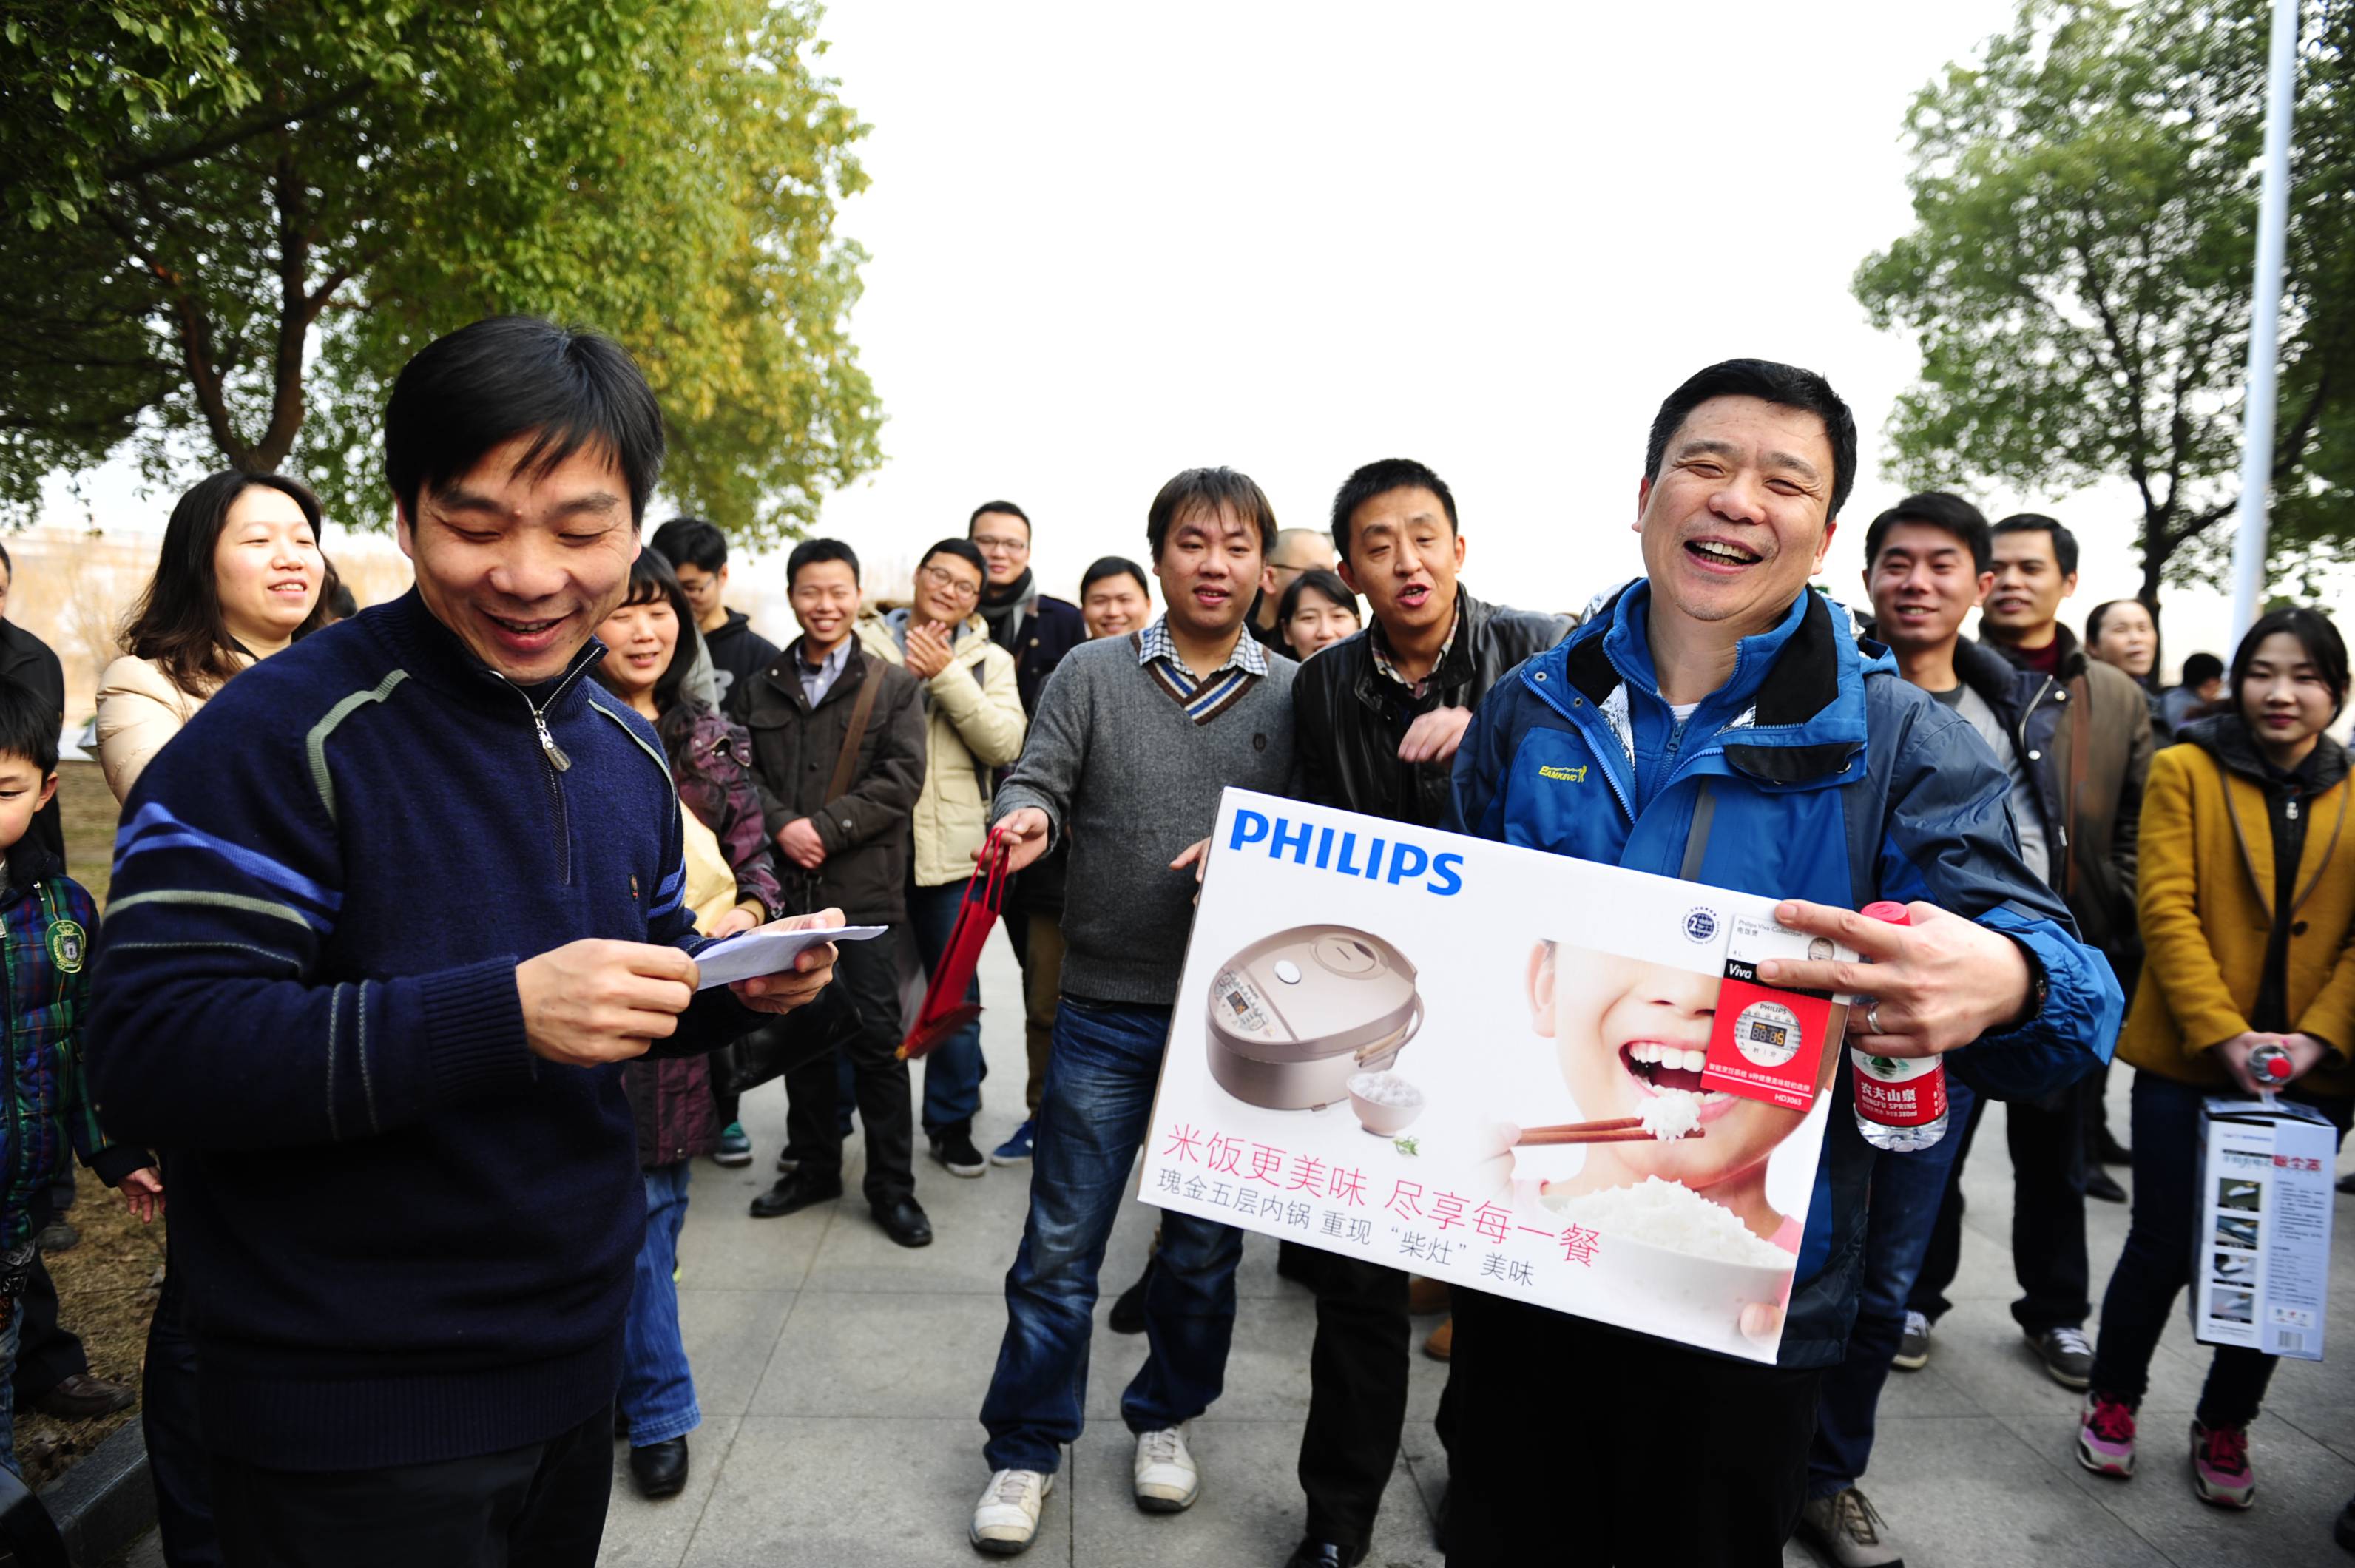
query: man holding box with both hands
[{"left": 1441, "top": 359, "right": 2122, "bottom": 1566}]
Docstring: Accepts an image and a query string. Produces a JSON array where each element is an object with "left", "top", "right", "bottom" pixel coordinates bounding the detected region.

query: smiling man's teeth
[{"left": 1690, "top": 541, "right": 1760, "bottom": 564}]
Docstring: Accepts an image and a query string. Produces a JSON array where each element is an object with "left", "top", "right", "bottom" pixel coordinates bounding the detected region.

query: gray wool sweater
[{"left": 993, "top": 633, "right": 1297, "bottom": 1006}]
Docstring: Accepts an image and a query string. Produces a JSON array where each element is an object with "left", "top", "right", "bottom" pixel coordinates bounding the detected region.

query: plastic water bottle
[
  {"left": 1851, "top": 901, "right": 1950, "bottom": 1152},
  {"left": 2247, "top": 1041, "right": 2294, "bottom": 1098}
]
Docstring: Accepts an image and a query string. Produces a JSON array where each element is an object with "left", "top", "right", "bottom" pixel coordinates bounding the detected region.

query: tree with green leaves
[
  {"left": 1855, "top": 0, "right": 2351, "bottom": 610},
  {"left": 1, "top": 0, "right": 883, "bottom": 546}
]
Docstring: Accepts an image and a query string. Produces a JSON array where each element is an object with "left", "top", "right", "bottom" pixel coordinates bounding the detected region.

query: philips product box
[{"left": 2194, "top": 1096, "right": 2336, "bottom": 1362}]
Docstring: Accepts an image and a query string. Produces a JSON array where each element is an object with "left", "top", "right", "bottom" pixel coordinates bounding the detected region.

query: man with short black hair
[
  {"left": 734, "top": 538, "right": 933, "bottom": 1246},
  {"left": 2161, "top": 649, "right": 2226, "bottom": 734},
  {"left": 967, "top": 468, "right": 1299, "bottom": 1557},
  {"left": 854, "top": 538, "right": 1025, "bottom": 1178},
  {"left": 649, "top": 514, "right": 782, "bottom": 1168},
  {"left": 1442, "top": 359, "right": 2119, "bottom": 1564},
  {"left": 649, "top": 516, "right": 780, "bottom": 708},
  {"left": 1904, "top": 510, "right": 2152, "bottom": 1390},
  {"left": 968, "top": 501, "right": 1086, "bottom": 715},
  {"left": 86, "top": 315, "right": 842, "bottom": 1564},
  {"left": 967, "top": 501, "right": 1087, "bottom": 1166},
  {"left": 1282, "top": 456, "right": 1568, "bottom": 1568}
]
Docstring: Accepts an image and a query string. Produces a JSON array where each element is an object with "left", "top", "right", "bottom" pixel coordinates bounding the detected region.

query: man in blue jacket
[
  {"left": 86, "top": 317, "right": 842, "bottom": 1568},
  {"left": 1442, "top": 359, "right": 2121, "bottom": 1566}
]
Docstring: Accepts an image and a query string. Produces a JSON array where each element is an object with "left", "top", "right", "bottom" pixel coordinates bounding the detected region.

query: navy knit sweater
[{"left": 87, "top": 589, "right": 763, "bottom": 1470}]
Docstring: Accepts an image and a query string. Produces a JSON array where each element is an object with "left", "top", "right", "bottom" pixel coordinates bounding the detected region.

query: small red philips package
[
  {"left": 1701, "top": 953, "right": 1838, "bottom": 1112},
  {"left": 897, "top": 828, "right": 1011, "bottom": 1061}
]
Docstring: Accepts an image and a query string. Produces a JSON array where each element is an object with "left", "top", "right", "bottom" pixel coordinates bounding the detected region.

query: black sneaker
[
  {"left": 930, "top": 1129, "right": 987, "bottom": 1178},
  {"left": 2031, "top": 1326, "right": 2095, "bottom": 1390}
]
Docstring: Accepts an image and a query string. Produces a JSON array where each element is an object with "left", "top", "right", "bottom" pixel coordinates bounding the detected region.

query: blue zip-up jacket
[
  {"left": 1449, "top": 583, "right": 2121, "bottom": 1367},
  {"left": 86, "top": 590, "right": 768, "bottom": 1469}
]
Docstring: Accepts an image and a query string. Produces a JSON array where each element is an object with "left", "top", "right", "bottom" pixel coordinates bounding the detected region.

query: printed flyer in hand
[{"left": 1139, "top": 788, "right": 1855, "bottom": 1362}]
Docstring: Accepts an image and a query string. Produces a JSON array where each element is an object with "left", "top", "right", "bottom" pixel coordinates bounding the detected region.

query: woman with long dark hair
[
  {"left": 94, "top": 467, "right": 325, "bottom": 1568},
  {"left": 97, "top": 470, "right": 328, "bottom": 799},
  {"left": 589, "top": 547, "right": 782, "bottom": 1499},
  {"left": 2077, "top": 607, "right": 2353, "bottom": 1513}
]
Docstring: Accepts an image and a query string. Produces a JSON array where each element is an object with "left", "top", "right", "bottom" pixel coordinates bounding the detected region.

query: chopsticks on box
[{"left": 1513, "top": 1118, "right": 1706, "bottom": 1146}]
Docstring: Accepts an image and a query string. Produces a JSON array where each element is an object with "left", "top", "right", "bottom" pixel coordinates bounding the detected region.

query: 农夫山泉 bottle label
[{"left": 1851, "top": 1050, "right": 1948, "bottom": 1126}]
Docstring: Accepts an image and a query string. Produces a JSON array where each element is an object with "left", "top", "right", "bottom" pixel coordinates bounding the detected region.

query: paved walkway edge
[{"left": 41, "top": 1421, "right": 152, "bottom": 1567}]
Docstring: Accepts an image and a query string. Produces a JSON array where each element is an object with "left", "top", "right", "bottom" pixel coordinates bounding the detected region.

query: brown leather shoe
[
  {"left": 32, "top": 1373, "right": 135, "bottom": 1420},
  {"left": 1406, "top": 1276, "right": 1450, "bottom": 1316},
  {"left": 1422, "top": 1316, "right": 1453, "bottom": 1362}
]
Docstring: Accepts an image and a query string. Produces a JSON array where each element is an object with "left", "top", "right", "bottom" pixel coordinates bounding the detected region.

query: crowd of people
[{"left": 0, "top": 318, "right": 2341, "bottom": 1568}]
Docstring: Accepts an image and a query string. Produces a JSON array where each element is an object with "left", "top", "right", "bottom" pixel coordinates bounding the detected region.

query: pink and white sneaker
[
  {"left": 2190, "top": 1419, "right": 2256, "bottom": 1509},
  {"left": 2076, "top": 1393, "right": 2136, "bottom": 1477}
]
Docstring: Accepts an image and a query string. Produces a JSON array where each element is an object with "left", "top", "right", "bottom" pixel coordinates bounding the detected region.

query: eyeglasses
[
  {"left": 972, "top": 532, "right": 1030, "bottom": 555},
  {"left": 919, "top": 563, "right": 983, "bottom": 604}
]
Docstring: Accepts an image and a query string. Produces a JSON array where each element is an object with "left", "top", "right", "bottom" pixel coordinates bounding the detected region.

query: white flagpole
[{"left": 2227, "top": 0, "right": 2302, "bottom": 643}]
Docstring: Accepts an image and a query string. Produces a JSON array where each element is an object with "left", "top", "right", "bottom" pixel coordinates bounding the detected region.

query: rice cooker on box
[{"left": 1206, "top": 927, "right": 1422, "bottom": 1110}]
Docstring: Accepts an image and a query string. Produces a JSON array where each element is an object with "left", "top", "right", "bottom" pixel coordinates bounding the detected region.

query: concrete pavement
[{"left": 592, "top": 932, "right": 2355, "bottom": 1568}]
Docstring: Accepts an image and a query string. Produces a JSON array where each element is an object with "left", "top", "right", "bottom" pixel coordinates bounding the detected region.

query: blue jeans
[
  {"left": 619, "top": 1162, "right": 700, "bottom": 1445},
  {"left": 2089, "top": 1070, "right": 2350, "bottom": 1427},
  {"left": 979, "top": 998, "right": 1242, "bottom": 1474},
  {"left": 1808, "top": 1074, "right": 1978, "bottom": 1497},
  {"left": 908, "top": 879, "right": 987, "bottom": 1137}
]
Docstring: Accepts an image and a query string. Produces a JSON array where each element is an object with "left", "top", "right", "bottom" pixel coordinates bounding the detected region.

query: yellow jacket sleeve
[{"left": 2137, "top": 746, "right": 2251, "bottom": 1058}]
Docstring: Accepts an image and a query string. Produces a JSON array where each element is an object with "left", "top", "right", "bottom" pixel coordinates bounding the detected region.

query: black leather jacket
[{"left": 1294, "top": 589, "right": 1573, "bottom": 827}]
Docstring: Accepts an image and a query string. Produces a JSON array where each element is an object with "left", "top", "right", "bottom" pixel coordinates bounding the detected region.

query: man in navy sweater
[{"left": 86, "top": 317, "right": 842, "bottom": 1567}]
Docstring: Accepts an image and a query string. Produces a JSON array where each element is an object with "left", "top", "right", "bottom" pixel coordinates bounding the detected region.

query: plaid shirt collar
[
  {"left": 1135, "top": 615, "right": 1269, "bottom": 680},
  {"left": 1368, "top": 600, "right": 1459, "bottom": 698}
]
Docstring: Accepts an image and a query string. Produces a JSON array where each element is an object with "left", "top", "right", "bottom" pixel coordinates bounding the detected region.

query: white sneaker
[
  {"left": 970, "top": 1468, "right": 1053, "bottom": 1555},
  {"left": 1132, "top": 1425, "right": 1200, "bottom": 1513}
]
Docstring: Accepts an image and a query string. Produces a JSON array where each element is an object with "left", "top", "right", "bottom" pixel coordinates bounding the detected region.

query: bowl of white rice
[
  {"left": 1347, "top": 1070, "right": 1425, "bottom": 1135},
  {"left": 1539, "top": 1177, "right": 1794, "bottom": 1356}
]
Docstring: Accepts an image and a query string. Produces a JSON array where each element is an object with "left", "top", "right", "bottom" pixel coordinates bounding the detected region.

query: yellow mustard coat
[{"left": 2122, "top": 738, "right": 2355, "bottom": 1097}]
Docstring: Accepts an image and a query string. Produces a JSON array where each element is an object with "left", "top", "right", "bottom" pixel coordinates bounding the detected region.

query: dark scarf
[{"left": 979, "top": 567, "right": 1035, "bottom": 653}]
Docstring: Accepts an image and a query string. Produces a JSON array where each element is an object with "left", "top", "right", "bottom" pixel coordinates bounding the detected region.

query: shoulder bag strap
[
  {"left": 2064, "top": 675, "right": 2091, "bottom": 902},
  {"left": 825, "top": 661, "right": 885, "bottom": 807}
]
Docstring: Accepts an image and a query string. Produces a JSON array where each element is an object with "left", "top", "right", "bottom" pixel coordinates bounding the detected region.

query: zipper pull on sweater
[{"left": 534, "top": 711, "right": 572, "bottom": 772}]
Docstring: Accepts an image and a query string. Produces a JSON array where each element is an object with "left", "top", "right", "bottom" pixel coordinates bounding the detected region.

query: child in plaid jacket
[{"left": 0, "top": 680, "right": 158, "bottom": 1476}]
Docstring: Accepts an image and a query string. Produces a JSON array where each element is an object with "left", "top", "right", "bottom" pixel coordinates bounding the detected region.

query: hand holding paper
[
  {"left": 701, "top": 910, "right": 880, "bottom": 1016},
  {"left": 518, "top": 939, "right": 700, "bottom": 1066}
]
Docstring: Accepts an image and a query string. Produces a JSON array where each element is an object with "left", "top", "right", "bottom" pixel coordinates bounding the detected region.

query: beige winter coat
[
  {"left": 854, "top": 611, "right": 1025, "bottom": 886},
  {"left": 94, "top": 653, "right": 249, "bottom": 805}
]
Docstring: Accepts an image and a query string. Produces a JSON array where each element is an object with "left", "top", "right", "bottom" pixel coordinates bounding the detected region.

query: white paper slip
[{"left": 692, "top": 925, "right": 888, "bottom": 990}]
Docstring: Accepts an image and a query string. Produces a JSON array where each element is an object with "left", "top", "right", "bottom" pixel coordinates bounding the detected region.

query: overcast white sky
[
  {"left": 38, "top": 0, "right": 2264, "bottom": 672},
  {"left": 800, "top": 0, "right": 2249, "bottom": 672}
]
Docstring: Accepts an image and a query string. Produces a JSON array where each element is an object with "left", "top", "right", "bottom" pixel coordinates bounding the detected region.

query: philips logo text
[{"left": 1228, "top": 809, "right": 1465, "bottom": 896}]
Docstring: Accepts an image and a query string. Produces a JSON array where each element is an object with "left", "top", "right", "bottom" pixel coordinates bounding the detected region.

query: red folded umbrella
[{"left": 898, "top": 827, "right": 1012, "bottom": 1061}]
